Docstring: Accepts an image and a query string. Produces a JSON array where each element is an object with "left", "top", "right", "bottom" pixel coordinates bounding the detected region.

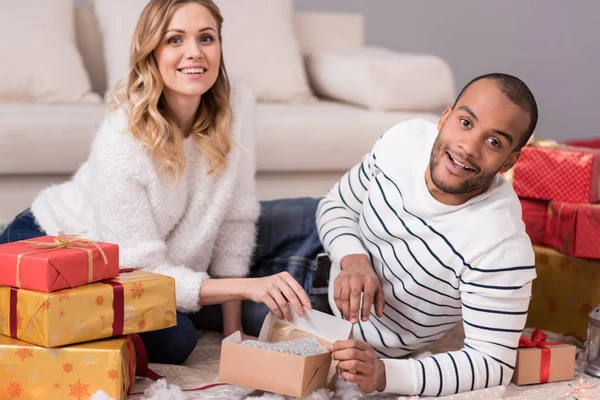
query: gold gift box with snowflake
[
  {"left": 0, "top": 335, "right": 135, "bottom": 400},
  {"left": 0, "top": 269, "right": 176, "bottom": 347}
]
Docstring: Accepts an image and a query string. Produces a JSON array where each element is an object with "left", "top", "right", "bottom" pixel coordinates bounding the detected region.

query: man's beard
[{"left": 429, "top": 137, "right": 499, "bottom": 196}]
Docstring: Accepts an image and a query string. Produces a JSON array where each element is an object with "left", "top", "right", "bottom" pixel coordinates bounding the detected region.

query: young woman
[{"left": 0, "top": 0, "right": 323, "bottom": 364}]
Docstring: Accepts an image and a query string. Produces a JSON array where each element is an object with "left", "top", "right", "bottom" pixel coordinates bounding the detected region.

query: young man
[{"left": 317, "top": 73, "right": 538, "bottom": 396}]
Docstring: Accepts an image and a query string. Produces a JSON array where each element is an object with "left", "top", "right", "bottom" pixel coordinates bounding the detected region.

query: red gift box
[
  {"left": 0, "top": 233, "right": 119, "bottom": 292},
  {"left": 512, "top": 141, "right": 600, "bottom": 203},
  {"left": 562, "top": 138, "right": 600, "bottom": 149},
  {"left": 544, "top": 201, "right": 600, "bottom": 259},
  {"left": 520, "top": 198, "right": 548, "bottom": 245}
]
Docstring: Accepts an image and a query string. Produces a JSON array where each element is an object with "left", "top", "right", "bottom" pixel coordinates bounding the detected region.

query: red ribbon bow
[{"left": 518, "top": 328, "right": 562, "bottom": 383}]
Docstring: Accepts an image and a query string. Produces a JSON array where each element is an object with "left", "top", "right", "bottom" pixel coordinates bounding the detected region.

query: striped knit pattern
[{"left": 317, "top": 119, "right": 535, "bottom": 396}]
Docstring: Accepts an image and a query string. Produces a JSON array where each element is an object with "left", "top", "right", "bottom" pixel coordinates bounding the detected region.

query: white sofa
[{"left": 0, "top": 2, "right": 455, "bottom": 222}]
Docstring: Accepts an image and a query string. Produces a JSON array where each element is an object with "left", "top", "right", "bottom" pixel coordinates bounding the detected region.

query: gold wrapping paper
[
  {"left": 526, "top": 246, "right": 600, "bottom": 341},
  {"left": 0, "top": 269, "right": 176, "bottom": 347},
  {"left": 0, "top": 335, "right": 134, "bottom": 400}
]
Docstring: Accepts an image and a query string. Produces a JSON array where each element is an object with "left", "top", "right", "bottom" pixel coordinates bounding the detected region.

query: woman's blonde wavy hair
[{"left": 112, "top": 0, "right": 232, "bottom": 180}]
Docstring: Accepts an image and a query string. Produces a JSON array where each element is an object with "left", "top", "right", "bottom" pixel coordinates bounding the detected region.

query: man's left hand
[{"left": 328, "top": 339, "right": 386, "bottom": 393}]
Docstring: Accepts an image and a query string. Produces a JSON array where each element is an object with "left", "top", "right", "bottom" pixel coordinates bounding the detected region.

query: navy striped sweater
[{"left": 316, "top": 119, "right": 535, "bottom": 396}]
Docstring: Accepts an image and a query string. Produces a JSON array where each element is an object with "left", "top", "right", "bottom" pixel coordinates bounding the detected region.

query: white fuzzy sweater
[{"left": 31, "top": 81, "right": 260, "bottom": 313}]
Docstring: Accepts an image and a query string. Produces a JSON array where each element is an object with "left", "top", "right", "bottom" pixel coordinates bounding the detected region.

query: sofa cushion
[
  {"left": 0, "top": 0, "right": 100, "bottom": 104},
  {"left": 93, "top": 0, "right": 313, "bottom": 103},
  {"left": 0, "top": 103, "right": 106, "bottom": 174},
  {"left": 215, "top": 0, "right": 314, "bottom": 102},
  {"left": 306, "top": 47, "right": 455, "bottom": 111},
  {"left": 256, "top": 101, "right": 440, "bottom": 171}
]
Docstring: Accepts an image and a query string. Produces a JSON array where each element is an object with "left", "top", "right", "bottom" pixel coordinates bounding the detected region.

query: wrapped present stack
[
  {"left": 0, "top": 233, "right": 177, "bottom": 399},
  {"left": 509, "top": 139, "right": 600, "bottom": 343}
]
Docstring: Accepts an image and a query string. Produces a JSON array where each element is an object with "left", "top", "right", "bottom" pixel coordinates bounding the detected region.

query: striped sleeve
[
  {"left": 316, "top": 147, "right": 377, "bottom": 267},
  {"left": 382, "top": 239, "right": 536, "bottom": 396}
]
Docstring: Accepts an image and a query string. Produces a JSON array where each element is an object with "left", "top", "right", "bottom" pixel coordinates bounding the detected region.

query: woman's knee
[{"left": 140, "top": 312, "right": 197, "bottom": 364}]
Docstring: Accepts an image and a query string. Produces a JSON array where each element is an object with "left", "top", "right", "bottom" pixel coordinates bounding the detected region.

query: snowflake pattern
[
  {"left": 130, "top": 281, "right": 146, "bottom": 299},
  {"left": 137, "top": 320, "right": 147, "bottom": 330},
  {"left": 99, "top": 313, "right": 106, "bottom": 322},
  {"left": 58, "top": 292, "right": 70, "bottom": 302},
  {"left": 73, "top": 321, "right": 86, "bottom": 335},
  {"left": 63, "top": 362, "right": 73, "bottom": 373},
  {"left": 82, "top": 299, "right": 90, "bottom": 308},
  {"left": 45, "top": 347, "right": 63, "bottom": 359},
  {"left": 14, "top": 348, "right": 33, "bottom": 362},
  {"left": 6, "top": 382, "right": 22, "bottom": 398},
  {"left": 53, "top": 382, "right": 61, "bottom": 390},
  {"left": 95, "top": 296, "right": 105, "bottom": 306},
  {"left": 68, "top": 380, "right": 90, "bottom": 400},
  {"left": 50, "top": 332, "right": 61, "bottom": 344},
  {"left": 28, "top": 372, "right": 40, "bottom": 383},
  {"left": 108, "top": 369, "right": 119, "bottom": 380},
  {"left": 124, "top": 305, "right": 136, "bottom": 323},
  {"left": 82, "top": 355, "right": 95, "bottom": 366},
  {"left": 41, "top": 299, "right": 51, "bottom": 311},
  {"left": 59, "top": 309, "right": 66, "bottom": 318}
]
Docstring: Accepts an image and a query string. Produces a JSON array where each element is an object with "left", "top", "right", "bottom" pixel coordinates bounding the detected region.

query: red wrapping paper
[
  {"left": 562, "top": 138, "right": 600, "bottom": 149},
  {"left": 544, "top": 201, "right": 600, "bottom": 259},
  {"left": 0, "top": 235, "right": 119, "bottom": 292},
  {"left": 520, "top": 198, "right": 548, "bottom": 245},
  {"left": 512, "top": 143, "right": 600, "bottom": 203}
]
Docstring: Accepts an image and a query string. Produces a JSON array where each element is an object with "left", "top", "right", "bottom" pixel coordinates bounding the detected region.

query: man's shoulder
[
  {"left": 379, "top": 118, "right": 438, "bottom": 145},
  {"left": 459, "top": 180, "right": 535, "bottom": 269},
  {"left": 372, "top": 118, "right": 438, "bottom": 163}
]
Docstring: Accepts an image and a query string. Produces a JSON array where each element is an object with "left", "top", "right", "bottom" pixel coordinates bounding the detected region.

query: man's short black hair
[{"left": 453, "top": 73, "right": 538, "bottom": 150}]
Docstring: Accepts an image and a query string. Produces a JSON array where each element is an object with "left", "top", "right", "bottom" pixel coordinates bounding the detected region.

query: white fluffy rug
[{"left": 117, "top": 326, "right": 600, "bottom": 400}]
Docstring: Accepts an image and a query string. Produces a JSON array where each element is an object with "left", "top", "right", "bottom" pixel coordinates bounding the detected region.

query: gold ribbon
[
  {"left": 529, "top": 139, "right": 559, "bottom": 149},
  {"left": 15, "top": 232, "right": 108, "bottom": 288}
]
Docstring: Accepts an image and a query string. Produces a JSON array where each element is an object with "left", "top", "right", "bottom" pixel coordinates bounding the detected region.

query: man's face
[{"left": 429, "top": 79, "right": 530, "bottom": 197}]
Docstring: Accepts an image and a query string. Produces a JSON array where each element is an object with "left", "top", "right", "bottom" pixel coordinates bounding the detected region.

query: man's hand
[
  {"left": 335, "top": 254, "right": 384, "bottom": 323},
  {"left": 328, "top": 339, "right": 386, "bottom": 393}
]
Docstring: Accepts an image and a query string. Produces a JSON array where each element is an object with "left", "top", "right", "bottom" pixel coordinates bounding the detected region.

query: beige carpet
[{"left": 128, "top": 326, "right": 600, "bottom": 399}]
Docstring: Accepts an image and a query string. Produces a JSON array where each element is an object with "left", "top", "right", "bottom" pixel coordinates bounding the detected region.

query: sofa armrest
[
  {"left": 294, "top": 12, "right": 364, "bottom": 56},
  {"left": 305, "top": 47, "right": 456, "bottom": 111}
]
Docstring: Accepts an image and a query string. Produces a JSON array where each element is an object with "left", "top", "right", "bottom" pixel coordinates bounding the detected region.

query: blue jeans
[{"left": 0, "top": 198, "right": 325, "bottom": 364}]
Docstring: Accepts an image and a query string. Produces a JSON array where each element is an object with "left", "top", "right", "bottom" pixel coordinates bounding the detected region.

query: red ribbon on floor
[
  {"left": 126, "top": 334, "right": 163, "bottom": 394},
  {"left": 518, "top": 328, "right": 562, "bottom": 383}
]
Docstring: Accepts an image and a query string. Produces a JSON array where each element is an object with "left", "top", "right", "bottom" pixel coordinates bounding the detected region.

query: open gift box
[{"left": 219, "top": 307, "right": 352, "bottom": 397}]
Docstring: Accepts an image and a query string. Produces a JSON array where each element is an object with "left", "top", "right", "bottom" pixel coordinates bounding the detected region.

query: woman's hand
[
  {"left": 245, "top": 272, "right": 312, "bottom": 321},
  {"left": 240, "top": 332, "right": 258, "bottom": 341}
]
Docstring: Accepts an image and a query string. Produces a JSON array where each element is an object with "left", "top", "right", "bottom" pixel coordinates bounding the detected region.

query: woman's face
[{"left": 154, "top": 3, "right": 221, "bottom": 107}]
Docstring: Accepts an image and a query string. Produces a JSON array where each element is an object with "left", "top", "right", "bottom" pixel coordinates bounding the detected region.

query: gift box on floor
[
  {"left": 0, "top": 269, "right": 176, "bottom": 347},
  {"left": 0, "top": 334, "right": 157, "bottom": 400},
  {"left": 512, "top": 141, "right": 600, "bottom": 203},
  {"left": 0, "top": 233, "right": 119, "bottom": 292},
  {"left": 520, "top": 198, "right": 549, "bottom": 245},
  {"left": 512, "top": 328, "right": 576, "bottom": 385},
  {"left": 0, "top": 335, "right": 134, "bottom": 400},
  {"left": 526, "top": 246, "right": 600, "bottom": 342},
  {"left": 219, "top": 307, "right": 353, "bottom": 398},
  {"left": 545, "top": 201, "right": 600, "bottom": 259}
]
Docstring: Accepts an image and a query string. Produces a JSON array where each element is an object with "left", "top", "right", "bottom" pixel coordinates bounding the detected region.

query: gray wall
[{"left": 294, "top": 0, "right": 600, "bottom": 142}]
